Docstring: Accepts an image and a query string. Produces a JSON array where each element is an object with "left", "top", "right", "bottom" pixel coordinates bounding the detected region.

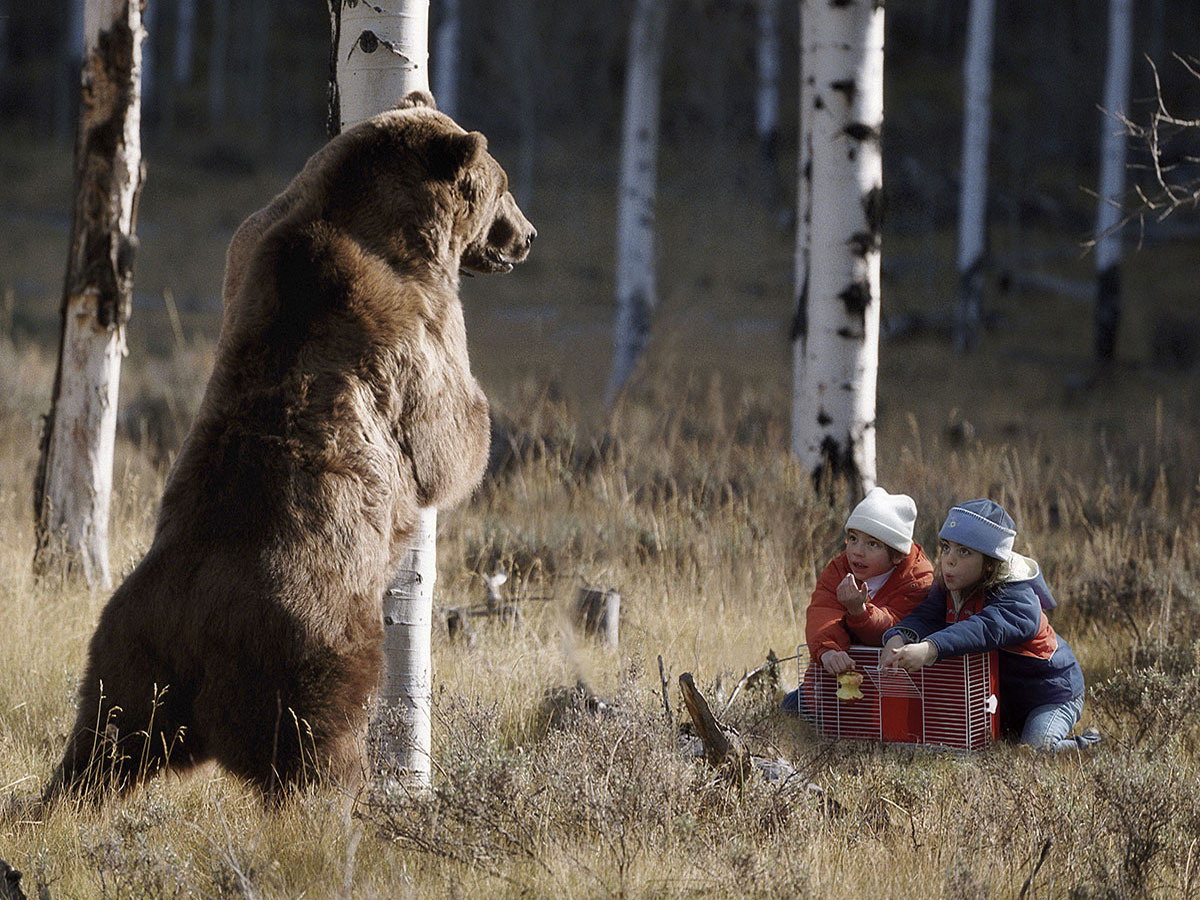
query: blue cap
[{"left": 939, "top": 499, "right": 1016, "bottom": 561}]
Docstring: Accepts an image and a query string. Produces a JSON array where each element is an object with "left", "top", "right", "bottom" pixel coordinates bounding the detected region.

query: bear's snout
[{"left": 463, "top": 191, "right": 535, "bottom": 275}]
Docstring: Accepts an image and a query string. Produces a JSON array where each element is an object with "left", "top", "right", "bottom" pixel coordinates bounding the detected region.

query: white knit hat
[{"left": 845, "top": 486, "right": 917, "bottom": 554}]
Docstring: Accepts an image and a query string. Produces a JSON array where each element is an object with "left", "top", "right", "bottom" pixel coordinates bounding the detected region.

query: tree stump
[{"left": 575, "top": 587, "right": 620, "bottom": 649}]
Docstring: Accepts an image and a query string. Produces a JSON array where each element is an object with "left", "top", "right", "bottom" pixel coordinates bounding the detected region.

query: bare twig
[
  {"left": 720, "top": 650, "right": 797, "bottom": 717},
  {"left": 1121, "top": 55, "right": 1200, "bottom": 224},
  {"left": 1018, "top": 838, "right": 1053, "bottom": 900},
  {"left": 657, "top": 655, "right": 673, "bottom": 726}
]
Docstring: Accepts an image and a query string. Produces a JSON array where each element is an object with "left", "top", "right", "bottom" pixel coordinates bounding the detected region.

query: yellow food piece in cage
[{"left": 836, "top": 671, "right": 864, "bottom": 701}]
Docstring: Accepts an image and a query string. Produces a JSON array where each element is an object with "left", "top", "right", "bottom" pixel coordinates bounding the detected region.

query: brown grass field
[{"left": 1, "top": 129, "right": 1199, "bottom": 898}]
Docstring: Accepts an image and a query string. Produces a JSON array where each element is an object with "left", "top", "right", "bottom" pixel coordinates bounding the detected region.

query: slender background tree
[
  {"left": 606, "top": 0, "right": 668, "bottom": 407},
  {"left": 1093, "top": 0, "right": 1134, "bottom": 368},
  {"left": 790, "top": 0, "right": 813, "bottom": 457},
  {"left": 953, "top": 0, "right": 995, "bottom": 354},
  {"left": 755, "top": 0, "right": 782, "bottom": 163}
]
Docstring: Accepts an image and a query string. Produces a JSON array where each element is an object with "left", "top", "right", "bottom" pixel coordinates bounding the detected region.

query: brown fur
[{"left": 47, "top": 92, "right": 535, "bottom": 799}]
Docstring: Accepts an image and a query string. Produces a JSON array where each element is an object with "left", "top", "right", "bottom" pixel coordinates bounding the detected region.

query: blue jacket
[{"left": 883, "top": 554, "right": 1084, "bottom": 730}]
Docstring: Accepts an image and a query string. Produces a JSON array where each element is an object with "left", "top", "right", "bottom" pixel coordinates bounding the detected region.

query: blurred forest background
[{"left": 2, "top": 0, "right": 1199, "bottom": 438}]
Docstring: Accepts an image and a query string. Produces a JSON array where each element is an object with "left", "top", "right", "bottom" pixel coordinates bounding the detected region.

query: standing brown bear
[{"left": 46, "top": 92, "right": 534, "bottom": 799}]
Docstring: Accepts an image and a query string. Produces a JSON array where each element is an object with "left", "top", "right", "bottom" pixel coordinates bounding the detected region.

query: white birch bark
[
  {"left": 333, "top": 0, "right": 435, "bottom": 792},
  {"left": 336, "top": 0, "right": 430, "bottom": 132},
  {"left": 606, "top": 0, "right": 668, "bottom": 406},
  {"left": 755, "top": 0, "right": 782, "bottom": 161},
  {"left": 35, "top": 0, "right": 145, "bottom": 588},
  {"left": 953, "top": 0, "right": 995, "bottom": 353},
  {"left": 432, "top": 0, "right": 460, "bottom": 119},
  {"left": 792, "top": 0, "right": 882, "bottom": 494},
  {"left": 380, "top": 507, "right": 437, "bottom": 790},
  {"left": 790, "top": 0, "right": 814, "bottom": 457},
  {"left": 1094, "top": 0, "right": 1133, "bottom": 364}
]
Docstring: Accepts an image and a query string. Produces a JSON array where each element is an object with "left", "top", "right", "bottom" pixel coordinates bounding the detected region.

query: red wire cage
[{"left": 805, "top": 645, "right": 999, "bottom": 751}]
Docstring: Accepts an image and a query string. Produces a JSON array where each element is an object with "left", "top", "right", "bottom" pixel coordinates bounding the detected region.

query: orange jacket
[{"left": 805, "top": 543, "right": 933, "bottom": 662}]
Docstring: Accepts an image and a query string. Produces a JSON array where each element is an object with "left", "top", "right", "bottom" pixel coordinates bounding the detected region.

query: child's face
[
  {"left": 845, "top": 529, "right": 895, "bottom": 580},
  {"left": 938, "top": 539, "right": 986, "bottom": 592}
]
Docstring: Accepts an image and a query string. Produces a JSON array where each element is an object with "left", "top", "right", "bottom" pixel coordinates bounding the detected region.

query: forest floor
[{"left": 0, "top": 130, "right": 1199, "bottom": 897}]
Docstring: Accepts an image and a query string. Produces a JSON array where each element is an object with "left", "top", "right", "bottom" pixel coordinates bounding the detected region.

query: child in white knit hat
[{"left": 782, "top": 487, "right": 933, "bottom": 715}]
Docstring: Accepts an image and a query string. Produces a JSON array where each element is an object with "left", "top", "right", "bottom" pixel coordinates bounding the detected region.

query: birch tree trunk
[
  {"left": 432, "top": 0, "right": 460, "bottom": 120},
  {"left": 34, "top": 0, "right": 146, "bottom": 589},
  {"left": 755, "top": 0, "right": 782, "bottom": 163},
  {"left": 332, "top": 0, "right": 435, "bottom": 792},
  {"left": 953, "top": 0, "right": 995, "bottom": 354},
  {"left": 792, "top": 0, "right": 882, "bottom": 494},
  {"left": 790, "top": 0, "right": 814, "bottom": 453},
  {"left": 606, "top": 0, "right": 668, "bottom": 407},
  {"left": 334, "top": 0, "right": 429, "bottom": 133},
  {"left": 1094, "top": 0, "right": 1133, "bottom": 366}
]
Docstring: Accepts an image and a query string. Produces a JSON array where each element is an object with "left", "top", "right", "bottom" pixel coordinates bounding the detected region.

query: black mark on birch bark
[
  {"left": 843, "top": 122, "right": 878, "bottom": 142},
  {"left": 831, "top": 79, "right": 856, "bottom": 104},
  {"left": 790, "top": 273, "right": 809, "bottom": 342},
  {"left": 847, "top": 232, "right": 876, "bottom": 258},
  {"left": 348, "top": 30, "right": 412, "bottom": 64},
  {"left": 864, "top": 186, "right": 883, "bottom": 235},
  {"left": 838, "top": 280, "right": 871, "bottom": 323},
  {"left": 813, "top": 435, "right": 858, "bottom": 490}
]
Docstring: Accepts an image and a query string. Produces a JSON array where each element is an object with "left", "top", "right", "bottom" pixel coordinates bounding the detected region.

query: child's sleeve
[
  {"left": 805, "top": 557, "right": 852, "bottom": 662},
  {"left": 882, "top": 587, "right": 947, "bottom": 644},
  {"left": 844, "top": 552, "right": 934, "bottom": 644},
  {"left": 923, "top": 583, "right": 1042, "bottom": 660}
]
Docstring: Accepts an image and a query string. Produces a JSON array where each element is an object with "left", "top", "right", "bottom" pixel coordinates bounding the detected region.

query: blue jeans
[
  {"left": 780, "top": 687, "right": 813, "bottom": 721},
  {"left": 1019, "top": 695, "right": 1085, "bottom": 751}
]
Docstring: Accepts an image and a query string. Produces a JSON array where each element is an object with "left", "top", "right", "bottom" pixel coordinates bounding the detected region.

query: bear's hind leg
[{"left": 46, "top": 679, "right": 203, "bottom": 802}]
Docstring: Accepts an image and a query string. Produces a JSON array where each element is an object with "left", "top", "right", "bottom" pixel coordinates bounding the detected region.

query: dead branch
[
  {"left": 720, "top": 649, "right": 794, "bottom": 717},
  {"left": 678, "top": 673, "right": 750, "bottom": 780},
  {"left": 657, "top": 655, "right": 673, "bottom": 726}
]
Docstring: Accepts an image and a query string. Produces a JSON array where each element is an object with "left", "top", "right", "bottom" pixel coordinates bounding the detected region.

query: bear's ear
[
  {"left": 395, "top": 90, "right": 437, "bottom": 111},
  {"left": 427, "top": 131, "right": 487, "bottom": 181}
]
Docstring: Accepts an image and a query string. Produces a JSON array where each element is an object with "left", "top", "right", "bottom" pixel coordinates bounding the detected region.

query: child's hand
[
  {"left": 821, "top": 650, "right": 856, "bottom": 675},
  {"left": 836, "top": 573, "right": 870, "bottom": 615},
  {"left": 879, "top": 641, "right": 937, "bottom": 671}
]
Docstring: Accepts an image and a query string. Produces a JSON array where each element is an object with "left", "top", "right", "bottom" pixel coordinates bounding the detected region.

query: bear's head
[{"left": 321, "top": 91, "right": 535, "bottom": 278}]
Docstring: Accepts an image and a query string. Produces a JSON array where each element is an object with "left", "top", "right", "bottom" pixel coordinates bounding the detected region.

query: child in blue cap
[{"left": 880, "top": 499, "right": 1100, "bottom": 751}]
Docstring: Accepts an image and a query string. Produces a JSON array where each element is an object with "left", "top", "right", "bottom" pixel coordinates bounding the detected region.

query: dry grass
[
  {"left": 2, "top": 327, "right": 1199, "bottom": 897},
  {"left": 2, "top": 131, "right": 1200, "bottom": 896}
]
